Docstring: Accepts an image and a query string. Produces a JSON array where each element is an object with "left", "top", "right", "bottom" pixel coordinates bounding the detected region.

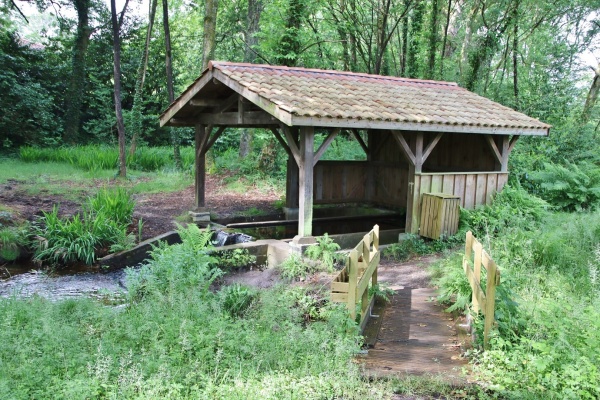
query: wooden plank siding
[
  {"left": 313, "top": 161, "right": 408, "bottom": 209},
  {"left": 409, "top": 172, "right": 508, "bottom": 234}
]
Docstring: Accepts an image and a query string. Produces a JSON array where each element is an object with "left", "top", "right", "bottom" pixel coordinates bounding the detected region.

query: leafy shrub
[
  {"left": 126, "top": 224, "right": 220, "bottom": 300},
  {"left": 278, "top": 253, "right": 311, "bottom": 280},
  {"left": 87, "top": 187, "right": 134, "bottom": 226},
  {"left": 530, "top": 161, "right": 600, "bottom": 212},
  {"left": 460, "top": 184, "right": 549, "bottom": 237},
  {"left": 382, "top": 233, "right": 447, "bottom": 262},
  {"left": 214, "top": 248, "right": 257, "bottom": 269},
  {"left": 32, "top": 190, "right": 135, "bottom": 266},
  {"left": 0, "top": 226, "right": 28, "bottom": 261},
  {"left": 219, "top": 283, "right": 256, "bottom": 318},
  {"left": 32, "top": 206, "right": 125, "bottom": 266},
  {"left": 304, "top": 233, "right": 342, "bottom": 271}
]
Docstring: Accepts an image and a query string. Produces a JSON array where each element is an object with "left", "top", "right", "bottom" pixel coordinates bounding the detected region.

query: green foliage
[
  {"left": 19, "top": 145, "right": 196, "bottom": 172},
  {"left": 219, "top": 283, "right": 257, "bottom": 318},
  {"left": 460, "top": 184, "right": 549, "bottom": 238},
  {"left": 214, "top": 248, "right": 257, "bottom": 270},
  {"left": 368, "top": 283, "right": 395, "bottom": 303},
  {"left": 530, "top": 161, "right": 600, "bottom": 212},
  {"left": 0, "top": 226, "right": 28, "bottom": 261},
  {"left": 32, "top": 190, "right": 135, "bottom": 266},
  {"left": 278, "top": 253, "right": 311, "bottom": 280},
  {"left": 382, "top": 233, "right": 460, "bottom": 262},
  {"left": 88, "top": 187, "right": 134, "bottom": 226},
  {"left": 433, "top": 203, "right": 600, "bottom": 397},
  {"left": 304, "top": 233, "right": 342, "bottom": 271}
]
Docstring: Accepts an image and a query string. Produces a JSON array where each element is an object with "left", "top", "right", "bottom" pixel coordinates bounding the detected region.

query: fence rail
[
  {"left": 331, "top": 225, "right": 380, "bottom": 326},
  {"left": 463, "top": 231, "right": 501, "bottom": 348}
]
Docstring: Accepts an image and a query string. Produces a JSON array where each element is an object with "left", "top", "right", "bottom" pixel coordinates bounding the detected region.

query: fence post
[
  {"left": 483, "top": 252, "right": 498, "bottom": 349},
  {"left": 348, "top": 249, "right": 358, "bottom": 319},
  {"left": 472, "top": 241, "right": 483, "bottom": 314}
]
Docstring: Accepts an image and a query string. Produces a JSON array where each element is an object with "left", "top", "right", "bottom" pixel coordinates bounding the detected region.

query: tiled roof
[{"left": 161, "top": 61, "right": 550, "bottom": 134}]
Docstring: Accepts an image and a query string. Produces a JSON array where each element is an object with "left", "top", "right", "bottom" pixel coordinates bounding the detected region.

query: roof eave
[{"left": 288, "top": 115, "right": 550, "bottom": 136}]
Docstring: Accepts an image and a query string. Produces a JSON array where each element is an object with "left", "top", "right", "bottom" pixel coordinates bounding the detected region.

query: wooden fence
[
  {"left": 463, "top": 231, "right": 501, "bottom": 349},
  {"left": 331, "top": 225, "right": 380, "bottom": 327}
]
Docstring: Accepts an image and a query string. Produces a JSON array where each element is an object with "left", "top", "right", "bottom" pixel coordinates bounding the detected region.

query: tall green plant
[{"left": 530, "top": 161, "right": 600, "bottom": 212}]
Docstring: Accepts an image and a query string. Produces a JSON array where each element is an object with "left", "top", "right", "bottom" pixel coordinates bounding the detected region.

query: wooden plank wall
[
  {"left": 409, "top": 172, "right": 508, "bottom": 233},
  {"left": 314, "top": 161, "right": 369, "bottom": 204}
]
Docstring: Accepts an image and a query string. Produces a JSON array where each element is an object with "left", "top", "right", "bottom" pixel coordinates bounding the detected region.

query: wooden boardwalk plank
[{"left": 359, "top": 287, "right": 468, "bottom": 382}]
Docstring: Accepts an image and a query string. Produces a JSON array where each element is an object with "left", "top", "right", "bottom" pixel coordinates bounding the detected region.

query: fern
[
  {"left": 176, "top": 223, "right": 214, "bottom": 252},
  {"left": 531, "top": 161, "right": 600, "bottom": 212}
]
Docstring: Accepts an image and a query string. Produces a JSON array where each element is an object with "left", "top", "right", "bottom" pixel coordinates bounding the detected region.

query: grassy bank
[{"left": 431, "top": 186, "right": 600, "bottom": 399}]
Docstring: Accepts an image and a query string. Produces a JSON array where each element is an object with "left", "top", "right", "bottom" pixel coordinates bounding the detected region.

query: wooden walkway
[{"left": 360, "top": 287, "right": 468, "bottom": 382}]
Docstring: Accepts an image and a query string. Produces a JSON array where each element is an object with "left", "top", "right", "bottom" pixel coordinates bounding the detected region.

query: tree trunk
[
  {"left": 63, "top": 0, "right": 92, "bottom": 144},
  {"left": 163, "top": 0, "right": 181, "bottom": 169},
  {"left": 425, "top": 0, "right": 439, "bottom": 79},
  {"left": 130, "top": 0, "right": 158, "bottom": 155},
  {"left": 202, "top": 0, "right": 219, "bottom": 70},
  {"left": 407, "top": 0, "right": 424, "bottom": 79},
  {"left": 582, "top": 64, "right": 600, "bottom": 124},
  {"left": 459, "top": 1, "right": 479, "bottom": 80},
  {"left": 400, "top": 10, "right": 408, "bottom": 76},
  {"left": 512, "top": 0, "right": 519, "bottom": 109},
  {"left": 244, "top": 0, "right": 263, "bottom": 63},
  {"left": 239, "top": 0, "right": 263, "bottom": 159},
  {"left": 439, "top": 0, "right": 451, "bottom": 77},
  {"left": 277, "top": 0, "right": 305, "bottom": 67},
  {"left": 110, "top": 0, "right": 126, "bottom": 177}
]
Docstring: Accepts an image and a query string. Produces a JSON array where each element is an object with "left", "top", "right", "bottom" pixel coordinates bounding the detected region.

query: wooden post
[
  {"left": 298, "top": 126, "right": 314, "bottom": 237},
  {"left": 348, "top": 249, "right": 358, "bottom": 319},
  {"left": 194, "top": 124, "right": 207, "bottom": 209},
  {"left": 483, "top": 252, "right": 498, "bottom": 349},
  {"left": 472, "top": 241, "right": 483, "bottom": 314},
  {"left": 286, "top": 157, "right": 299, "bottom": 208},
  {"left": 500, "top": 135, "right": 509, "bottom": 172}
]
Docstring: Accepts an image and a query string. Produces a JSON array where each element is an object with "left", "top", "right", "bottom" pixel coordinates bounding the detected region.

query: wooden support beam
[
  {"left": 196, "top": 124, "right": 213, "bottom": 159},
  {"left": 215, "top": 93, "right": 239, "bottom": 113},
  {"left": 508, "top": 135, "right": 519, "bottom": 153},
  {"left": 414, "top": 132, "right": 424, "bottom": 173},
  {"left": 189, "top": 99, "right": 212, "bottom": 107},
  {"left": 422, "top": 133, "right": 443, "bottom": 164},
  {"left": 269, "top": 127, "right": 293, "bottom": 158},
  {"left": 194, "top": 111, "right": 277, "bottom": 126},
  {"left": 286, "top": 128, "right": 300, "bottom": 209},
  {"left": 391, "top": 130, "right": 416, "bottom": 166},
  {"left": 202, "top": 126, "right": 226, "bottom": 156},
  {"left": 280, "top": 124, "right": 302, "bottom": 166},
  {"left": 313, "top": 128, "right": 340, "bottom": 166},
  {"left": 485, "top": 135, "right": 503, "bottom": 165},
  {"left": 237, "top": 96, "right": 245, "bottom": 124},
  {"left": 298, "top": 126, "right": 315, "bottom": 237},
  {"left": 194, "top": 124, "right": 207, "bottom": 208},
  {"left": 351, "top": 129, "right": 369, "bottom": 155},
  {"left": 500, "top": 135, "right": 510, "bottom": 172}
]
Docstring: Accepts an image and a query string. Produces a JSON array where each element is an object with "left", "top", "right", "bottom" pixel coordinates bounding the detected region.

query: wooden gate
[
  {"left": 331, "top": 225, "right": 380, "bottom": 327},
  {"left": 463, "top": 231, "right": 501, "bottom": 348}
]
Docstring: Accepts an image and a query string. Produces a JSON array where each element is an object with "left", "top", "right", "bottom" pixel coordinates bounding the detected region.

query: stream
[{"left": 0, "top": 262, "right": 133, "bottom": 300}]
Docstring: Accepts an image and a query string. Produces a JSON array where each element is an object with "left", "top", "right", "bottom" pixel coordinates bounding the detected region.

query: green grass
[
  {"left": 0, "top": 159, "right": 193, "bottom": 198},
  {"left": 431, "top": 191, "right": 600, "bottom": 398},
  {"left": 0, "top": 224, "right": 388, "bottom": 399}
]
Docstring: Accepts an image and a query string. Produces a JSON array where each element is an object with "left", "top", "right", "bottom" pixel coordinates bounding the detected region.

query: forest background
[{"left": 2, "top": 0, "right": 600, "bottom": 184}]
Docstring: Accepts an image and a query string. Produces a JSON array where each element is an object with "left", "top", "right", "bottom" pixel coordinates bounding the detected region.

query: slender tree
[
  {"left": 110, "top": 0, "right": 129, "bottom": 177},
  {"left": 130, "top": 0, "right": 158, "bottom": 155},
  {"left": 163, "top": 0, "right": 181, "bottom": 169},
  {"left": 239, "top": 0, "right": 264, "bottom": 159},
  {"left": 63, "top": 0, "right": 92, "bottom": 144},
  {"left": 425, "top": 0, "right": 439, "bottom": 79},
  {"left": 202, "top": 0, "right": 219, "bottom": 70}
]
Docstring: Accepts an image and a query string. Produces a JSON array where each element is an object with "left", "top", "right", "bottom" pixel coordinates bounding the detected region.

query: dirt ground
[{"left": 0, "top": 175, "right": 281, "bottom": 240}]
